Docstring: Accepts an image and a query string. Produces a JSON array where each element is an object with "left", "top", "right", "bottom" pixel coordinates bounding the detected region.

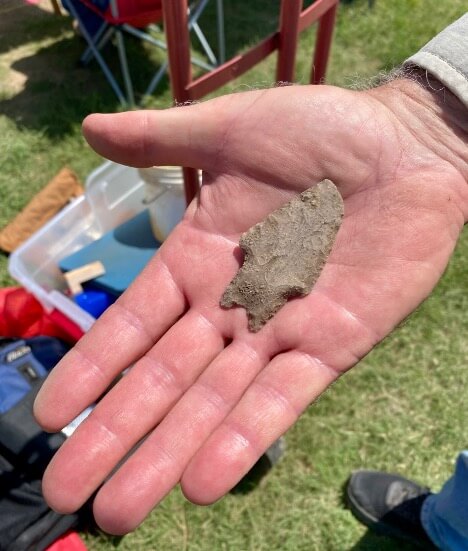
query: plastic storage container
[{"left": 9, "top": 161, "right": 148, "bottom": 333}]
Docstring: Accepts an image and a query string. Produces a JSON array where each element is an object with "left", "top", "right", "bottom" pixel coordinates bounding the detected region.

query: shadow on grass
[
  {"left": 0, "top": 2, "right": 70, "bottom": 55},
  {"left": 0, "top": 32, "right": 170, "bottom": 137},
  {"left": 0, "top": 0, "right": 287, "bottom": 138},
  {"left": 349, "top": 530, "right": 422, "bottom": 551}
]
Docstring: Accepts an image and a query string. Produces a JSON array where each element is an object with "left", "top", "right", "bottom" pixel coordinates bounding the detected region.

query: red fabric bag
[
  {"left": 46, "top": 531, "right": 88, "bottom": 551},
  {"left": 0, "top": 287, "right": 84, "bottom": 342}
]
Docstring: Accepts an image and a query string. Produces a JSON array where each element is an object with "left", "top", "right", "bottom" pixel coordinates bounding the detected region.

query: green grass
[{"left": 1, "top": 0, "right": 467, "bottom": 549}]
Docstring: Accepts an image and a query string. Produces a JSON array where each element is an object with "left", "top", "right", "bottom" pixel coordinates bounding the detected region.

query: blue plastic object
[{"left": 74, "top": 288, "right": 115, "bottom": 318}]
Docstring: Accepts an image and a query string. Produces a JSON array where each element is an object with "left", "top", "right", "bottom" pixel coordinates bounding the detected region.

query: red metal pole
[
  {"left": 311, "top": 2, "right": 337, "bottom": 84},
  {"left": 161, "top": 0, "right": 192, "bottom": 103},
  {"left": 182, "top": 167, "right": 200, "bottom": 205},
  {"left": 276, "top": 0, "right": 303, "bottom": 83},
  {"left": 161, "top": 0, "right": 200, "bottom": 204}
]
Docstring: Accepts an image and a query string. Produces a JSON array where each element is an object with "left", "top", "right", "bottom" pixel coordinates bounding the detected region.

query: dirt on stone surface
[{"left": 221, "top": 180, "right": 344, "bottom": 332}]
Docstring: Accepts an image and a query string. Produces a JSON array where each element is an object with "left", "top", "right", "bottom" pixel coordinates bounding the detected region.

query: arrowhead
[{"left": 220, "top": 180, "right": 344, "bottom": 332}]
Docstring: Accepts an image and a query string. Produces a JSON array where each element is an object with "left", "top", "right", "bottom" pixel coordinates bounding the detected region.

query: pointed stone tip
[
  {"left": 220, "top": 180, "right": 343, "bottom": 332},
  {"left": 247, "top": 315, "right": 263, "bottom": 332}
]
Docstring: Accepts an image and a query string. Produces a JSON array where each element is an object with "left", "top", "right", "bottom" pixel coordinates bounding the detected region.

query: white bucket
[{"left": 138, "top": 166, "right": 187, "bottom": 242}]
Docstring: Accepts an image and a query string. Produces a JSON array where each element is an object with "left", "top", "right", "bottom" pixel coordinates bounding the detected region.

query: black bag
[
  {"left": 0, "top": 337, "right": 92, "bottom": 551},
  {"left": 0, "top": 453, "right": 80, "bottom": 551}
]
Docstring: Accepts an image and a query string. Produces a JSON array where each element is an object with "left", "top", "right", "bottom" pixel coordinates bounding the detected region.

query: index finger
[{"left": 34, "top": 246, "right": 186, "bottom": 432}]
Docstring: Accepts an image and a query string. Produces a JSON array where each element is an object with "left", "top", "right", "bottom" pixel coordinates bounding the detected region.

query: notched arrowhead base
[{"left": 220, "top": 180, "right": 344, "bottom": 332}]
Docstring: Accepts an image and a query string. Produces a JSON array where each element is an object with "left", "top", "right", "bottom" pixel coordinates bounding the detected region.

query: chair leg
[
  {"left": 66, "top": 0, "right": 127, "bottom": 104},
  {"left": 187, "top": 0, "right": 218, "bottom": 65},
  {"left": 138, "top": 33, "right": 212, "bottom": 98},
  {"left": 123, "top": 23, "right": 212, "bottom": 71},
  {"left": 80, "top": 22, "right": 112, "bottom": 65},
  {"left": 125, "top": 24, "right": 213, "bottom": 75},
  {"left": 216, "top": 0, "right": 225, "bottom": 64},
  {"left": 192, "top": 22, "right": 218, "bottom": 66},
  {"left": 75, "top": 0, "right": 224, "bottom": 104},
  {"left": 144, "top": 61, "right": 169, "bottom": 98},
  {"left": 131, "top": 0, "right": 225, "bottom": 102},
  {"left": 123, "top": 24, "right": 168, "bottom": 51},
  {"left": 115, "top": 27, "right": 135, "bottom": 105}
]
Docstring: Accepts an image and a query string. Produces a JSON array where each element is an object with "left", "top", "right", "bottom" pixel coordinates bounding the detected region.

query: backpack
[{"left": 0, "top": 336, "right": 92, "bottom": 551}]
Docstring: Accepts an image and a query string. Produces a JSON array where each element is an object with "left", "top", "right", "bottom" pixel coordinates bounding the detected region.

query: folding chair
[
  {"left": 161, "top": 0, "right": 340, "bottom": 204},
  {"left": 65, "top": 0, "right": 225, "bottom": 105}
]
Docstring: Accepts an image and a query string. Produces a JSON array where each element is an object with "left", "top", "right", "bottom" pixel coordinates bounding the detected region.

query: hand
[{"left": 34, "top": 78, "right": 467, "bottom": 534}]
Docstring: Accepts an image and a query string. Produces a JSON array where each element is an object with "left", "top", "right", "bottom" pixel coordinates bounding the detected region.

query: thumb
[{"left": 82, "top": 93, "right": 254, "bottom": 171}]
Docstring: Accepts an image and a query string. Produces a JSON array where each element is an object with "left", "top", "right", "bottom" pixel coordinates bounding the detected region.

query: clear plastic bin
[{"left": 9, "top": 161, "right": 147, "bottom": 333}]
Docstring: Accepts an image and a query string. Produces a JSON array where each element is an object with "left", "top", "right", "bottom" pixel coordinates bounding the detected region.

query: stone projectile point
[{"left": 220, "top": 180, "right": 344, "bottom": 332}]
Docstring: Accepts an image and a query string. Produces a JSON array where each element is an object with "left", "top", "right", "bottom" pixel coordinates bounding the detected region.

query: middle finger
[
  {"left": 91, "top": 338, "right": 269, "bottom": 534},
  {"left": 41, "top": 308, "right": 225, "bottom": 513}
]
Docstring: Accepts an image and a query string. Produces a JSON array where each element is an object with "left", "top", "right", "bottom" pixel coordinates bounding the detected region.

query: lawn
[{"left": 0, "top": 1, "right": 467, "bottom": 549}]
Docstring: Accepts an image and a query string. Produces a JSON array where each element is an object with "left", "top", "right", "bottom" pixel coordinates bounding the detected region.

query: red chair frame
[{"left": 161, "top": 0, "right": 339, "bottom": 204}]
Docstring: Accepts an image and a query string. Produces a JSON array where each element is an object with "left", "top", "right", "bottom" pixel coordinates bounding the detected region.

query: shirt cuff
[{"left": 404, "top": 13, "right": 468, "bottom": 108}]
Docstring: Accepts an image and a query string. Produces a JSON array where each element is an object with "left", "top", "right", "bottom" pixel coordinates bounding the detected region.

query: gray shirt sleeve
[{"left": 404, "top": 13, "right": 468, "bottom": 108}]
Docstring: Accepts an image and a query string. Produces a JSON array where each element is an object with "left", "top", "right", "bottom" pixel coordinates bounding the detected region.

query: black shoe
[{"left": 345, "top": 470, "right": 438, "bottom": 549}]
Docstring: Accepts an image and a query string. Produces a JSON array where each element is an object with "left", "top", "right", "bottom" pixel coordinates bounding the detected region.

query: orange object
[{"left": 0, "top": 168, "right": 83, "bottom": 254}]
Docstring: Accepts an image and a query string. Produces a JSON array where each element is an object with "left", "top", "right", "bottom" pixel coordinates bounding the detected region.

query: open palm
[{"left": 34, "top": 82, "right": 467, "bottom": 534}]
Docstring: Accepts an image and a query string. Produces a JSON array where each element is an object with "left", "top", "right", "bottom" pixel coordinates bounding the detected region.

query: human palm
[{"left": 35, "top": 82, "right": 467, "bottom": 534}]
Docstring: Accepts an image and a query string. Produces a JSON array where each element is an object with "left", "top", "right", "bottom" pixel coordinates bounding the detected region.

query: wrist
[{"left": 367, "top": 67, "right": 468, "bottom": 221}]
